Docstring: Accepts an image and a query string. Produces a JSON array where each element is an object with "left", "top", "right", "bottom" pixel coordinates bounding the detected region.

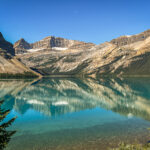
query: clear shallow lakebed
[{"left": 1, "top": 77, "right": 150, "bottom": 150}]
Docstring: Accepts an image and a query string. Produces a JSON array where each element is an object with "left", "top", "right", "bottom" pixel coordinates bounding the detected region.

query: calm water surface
[{"left": 1, "top": 77, "right": 150, "bottom": 150}]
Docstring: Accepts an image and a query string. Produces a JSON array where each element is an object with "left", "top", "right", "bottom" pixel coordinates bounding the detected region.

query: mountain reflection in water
[{"left": 0, "top": 77, "right": 150, "bottom": 121}]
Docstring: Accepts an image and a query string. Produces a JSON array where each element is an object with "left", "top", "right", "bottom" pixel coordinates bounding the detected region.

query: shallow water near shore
[{"left": 1, "top": 77, "right": 150, "bottom": 150}]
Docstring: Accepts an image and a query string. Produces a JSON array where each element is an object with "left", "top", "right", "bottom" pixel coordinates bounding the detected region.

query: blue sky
[{"left": 0, "top": 0, "right": 150, "bottom": 44}]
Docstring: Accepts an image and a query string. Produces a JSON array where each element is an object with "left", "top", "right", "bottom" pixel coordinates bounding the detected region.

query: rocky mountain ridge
[
  {"left": 111, "top": 29, "right": 150, "bottom": 46},
  {"left": 17, "top": 29, "right": 150, "bottom": 77},
  {"left": 1, "top": 29, "right": 150, "bottom": 78},
  {"left": 14, "top": 36, "right": 94, "bottom": 54}
]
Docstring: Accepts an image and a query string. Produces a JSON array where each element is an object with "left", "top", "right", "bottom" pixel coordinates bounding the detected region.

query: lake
[{"left": 1, "top": 77, "right": 150, "bottom": 150}]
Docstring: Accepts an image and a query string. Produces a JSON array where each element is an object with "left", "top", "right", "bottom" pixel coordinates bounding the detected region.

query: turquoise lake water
[{"left": 1, "top": 77, "right": 150, "bottom": 150}]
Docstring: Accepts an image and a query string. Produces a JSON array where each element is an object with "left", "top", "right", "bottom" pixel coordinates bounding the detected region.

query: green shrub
[
  {"left": 0, "top": 72, "right": 38, "bottom": 79},
  {"left": 112, "top": 142, "right": 150, "bottom": 150},
  {"left": 0, "top": 100, "right": 16, "bottom": 150}
]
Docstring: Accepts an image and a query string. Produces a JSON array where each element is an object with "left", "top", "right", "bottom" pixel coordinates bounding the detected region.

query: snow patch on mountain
[
  {"left": 52, "top": 47, "right": 68, "bottom": 51},
  {"left": 28, "top": 48, "right": 45, "bottom": 53}
]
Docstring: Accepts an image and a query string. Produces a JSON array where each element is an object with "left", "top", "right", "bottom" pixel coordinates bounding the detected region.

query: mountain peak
[
  {"left": 15, "top": 38, "right": 28, "bottom": 44},
  {"left": 0, "top": 32, "right": 5, "bottom": 41},
  {"left": 14, "top": 38, "right": 31, "bottom": 54},
  {"left": 0, "top": 32, "right": 15, "bottom": 56},
  {"left": 14, "top": 36, "right": 95, "bottom": 54},
  {"left": 19, "top": 38, "right": 26, "bottom": 42}
]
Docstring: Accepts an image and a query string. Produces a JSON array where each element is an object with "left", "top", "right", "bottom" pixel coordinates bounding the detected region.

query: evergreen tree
[{"left": 0, "top": 100, "right": 16, "bottom": 150}]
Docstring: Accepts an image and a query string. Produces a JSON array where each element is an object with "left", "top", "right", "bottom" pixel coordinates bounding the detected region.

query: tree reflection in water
[{"left": 0, "top": 100, "right": 16, "bottom": 150}]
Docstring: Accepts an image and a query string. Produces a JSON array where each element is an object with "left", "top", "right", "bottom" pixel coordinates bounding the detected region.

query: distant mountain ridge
[
  {"left": 111, "top": 29, "right": 150, "bottom": 46},
  {"left": 14, "top": 36, "right": 94, "bottom": 54},
  {"left": 16, "top": 29, "right": 150, "bottom": 77}
]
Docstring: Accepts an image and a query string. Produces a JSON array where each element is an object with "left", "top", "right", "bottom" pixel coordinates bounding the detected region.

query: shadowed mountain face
[
  {"left": 1, "top": 77, "right": 150, "bottom": 121},
  {"left": 16, "top": 29, "right": 150, "bottom": 77},
  {"left": 0, "top": 32, "right": 14, "bottom": 56},
  {"left": 0, "top": 32, "right": 14, "bottom": 58}
]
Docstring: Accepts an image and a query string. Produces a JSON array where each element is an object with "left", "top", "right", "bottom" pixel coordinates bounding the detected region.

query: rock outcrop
[{"left": 31, "top": 36, "right": 87, "bottom": 49}]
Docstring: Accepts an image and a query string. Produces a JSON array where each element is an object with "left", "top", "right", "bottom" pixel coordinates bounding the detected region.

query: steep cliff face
[
  {"left": 0, "top": 32, "right": 15, "bottom": 56},
  {"left": 31, "top": 36, "right": 83, "bottom": 49}
]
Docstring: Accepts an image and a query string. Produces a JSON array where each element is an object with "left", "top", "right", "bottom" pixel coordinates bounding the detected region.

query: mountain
[
  {"left": 0, "top": 33, "right": 39, "bottom": 78},
  {"left": 14, "top": 36, "right": 94, "bottom": 54},
  {"left": 14, "top": 38, "right": 31, "bottom": 54},
  {"left": 0, "top": 32, "right": 15, "bottom": 57},
  {"left": 110, "top": 29, "right": 150, "bottom": 46},
  {"left": 16, "top": 29, "right": 150, "bottom": 77}
]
